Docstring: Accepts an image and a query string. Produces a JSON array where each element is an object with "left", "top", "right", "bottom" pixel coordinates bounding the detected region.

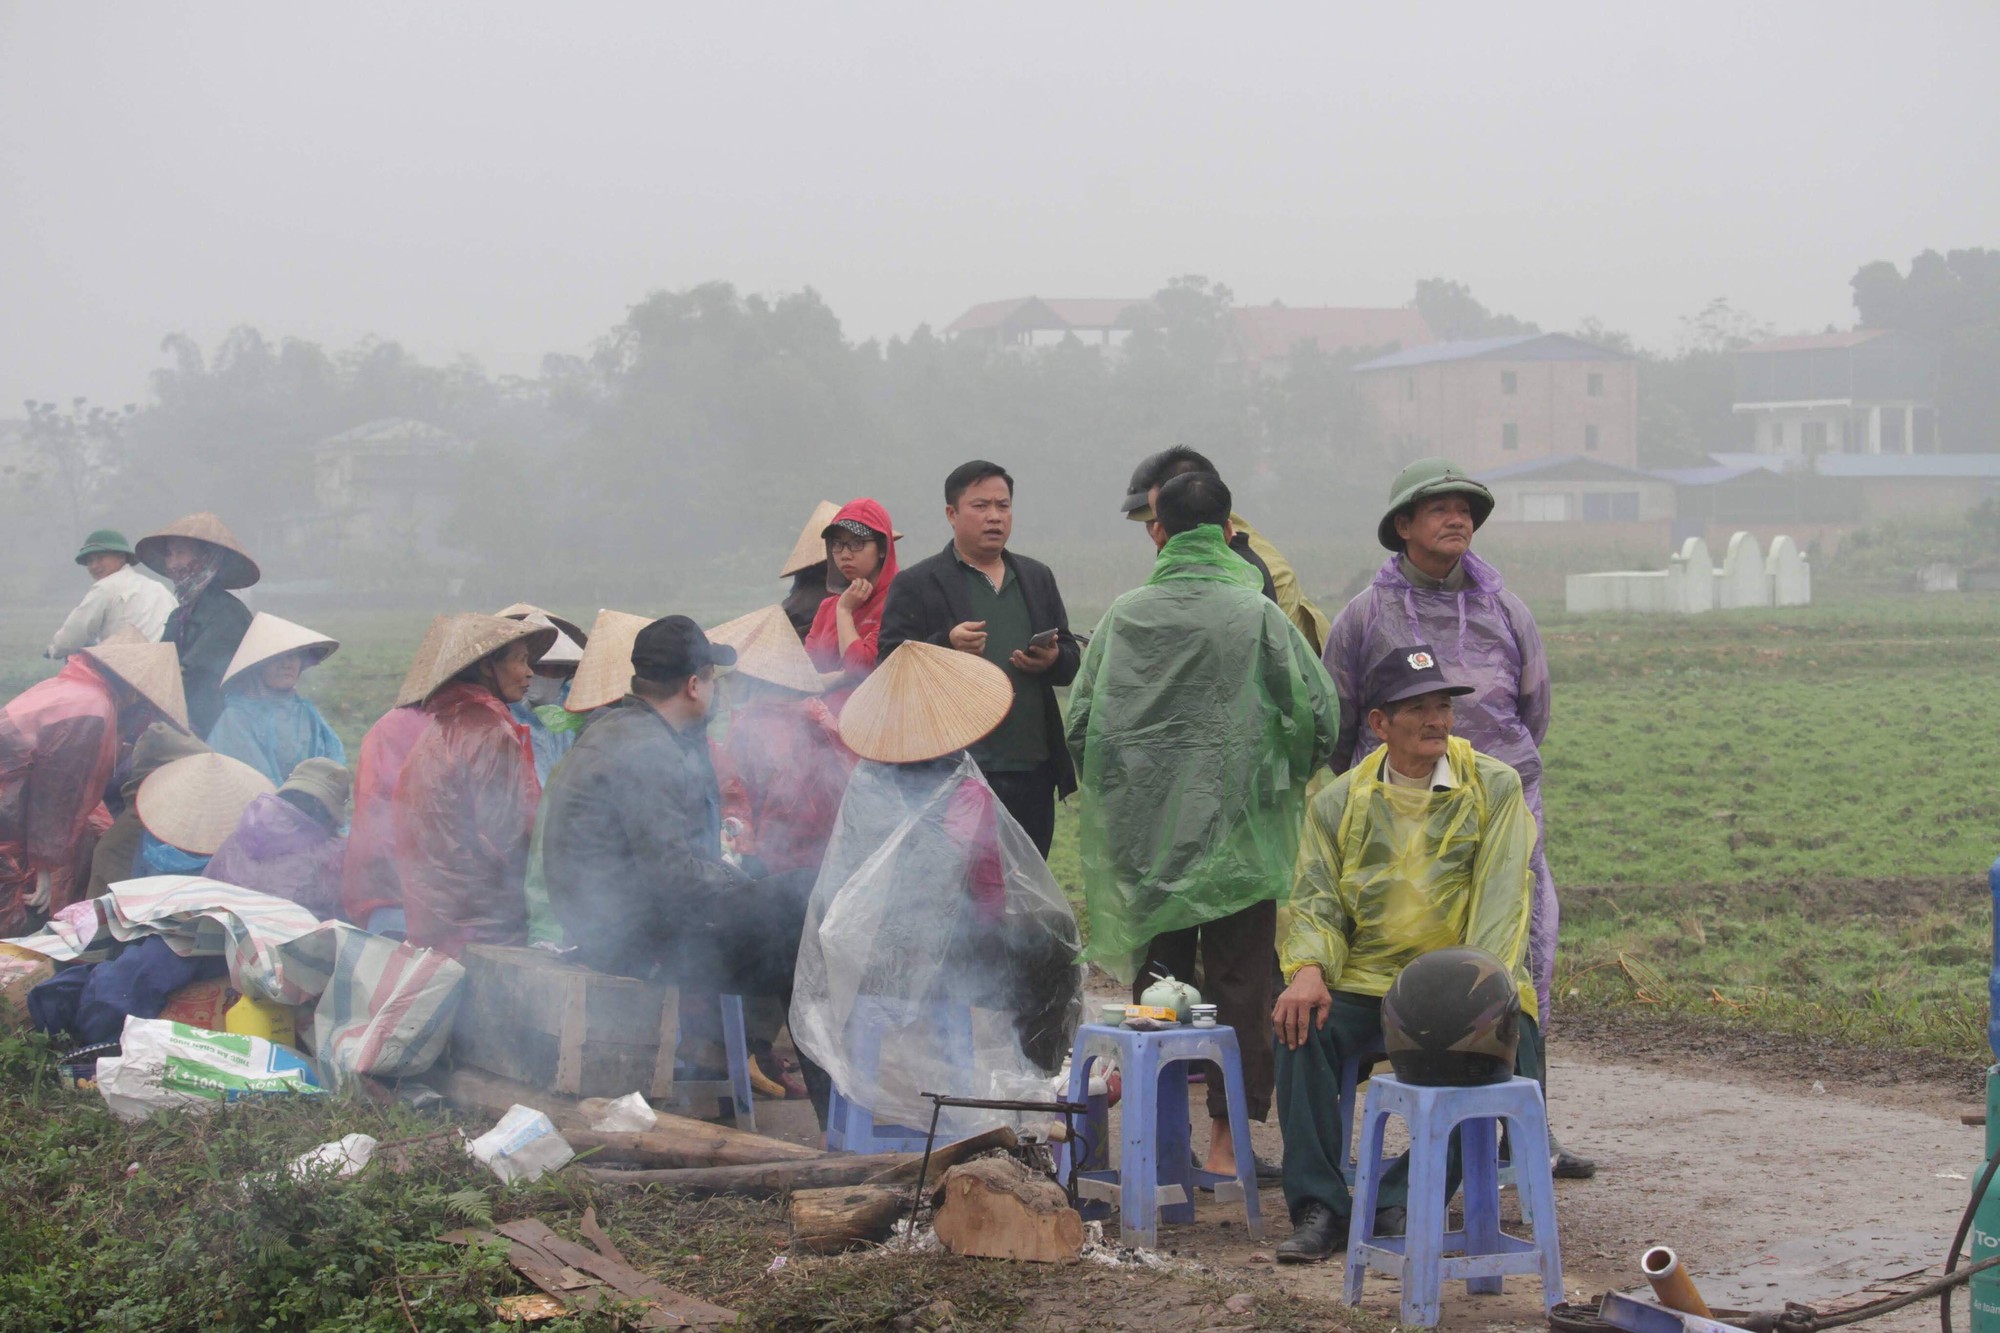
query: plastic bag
[
  {"left": 790, "top": 754, "right": 1082, "bottom": 1139},
  {"left": 587, "top": 1091, "right": 659, "bottom": 1134},
  {"left": 97, "top": 1016, "right": 321, "bottom": 1121},
  {"left": 467, "top": 1103, "right": 573, "bottom": 1184}
]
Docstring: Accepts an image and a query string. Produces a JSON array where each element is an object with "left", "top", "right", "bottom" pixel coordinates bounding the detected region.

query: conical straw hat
[
  {"left": 494, "top": 602, "right": 589, "bottom": 648},
  {"left": 565, "top": 609, "right": 653, "bottom": 712},
  {"left": 504, "top": 611, "right": 583, "bottom": 669},
  {"left": 409, "top": 613, "right": 556, "bottom": 704},
  {"left": 135, "top": 512, "right": 260, "bottom": 589},
  {"left": 778, "top": 501, "right": 841, "bottom": 577},
  {"left": 222, "top": 612, "right": 340, "bottom": 687},
  {"left": 706, "top": 605, "right": 841, "bottom": 695},
  {"left": 136, "top": 752, "right": 276, "bottom": 855},
  {"left": 80, "top": 641, "right": 189, "bottom": 731},
  {"left": 838, "top": 640, "right": 1013, "bottom": 764},
  {"left": 394, "top": 616, "right": 453, "bottom": 708}
]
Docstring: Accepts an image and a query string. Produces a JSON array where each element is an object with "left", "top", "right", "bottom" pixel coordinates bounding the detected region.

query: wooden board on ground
[
  {"left": 581, "top": 1126, "right": 1019, "bottom": 1197},
  {"left": 445, "top": 1208, "right": 738, "bottom": 1330},
  {"left": 449, "top": 944, "right": 680, "bottom": 1098},
  {"left": 932, "top": 1156, "right": 1083, "bottom": 1264}
]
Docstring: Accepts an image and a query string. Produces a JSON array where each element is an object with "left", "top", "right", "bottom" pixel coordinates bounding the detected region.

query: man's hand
[
  {"left": 1272, "top": 965, "right": 1332, "bottom": 1050},
  {"left": 948, "top": 620, "right": 988, "bottom": 654},
  {"left": 837, "top": 578, "right": 874, "bottom": 611},
  {"left": 1009, "top": 641, "right": 1060, "bottom": 674}
]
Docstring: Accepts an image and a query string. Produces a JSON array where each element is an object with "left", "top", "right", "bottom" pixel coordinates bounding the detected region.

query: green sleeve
[
  {"left": 1279, "top": 782, "right": 1353, "bottom": 984},
  {"left": 1062, "top": 617, "right": 1104, "bottom": 768}
]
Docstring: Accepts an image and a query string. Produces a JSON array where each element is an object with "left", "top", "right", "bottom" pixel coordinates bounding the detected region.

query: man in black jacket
[
  {"left": 877, "top": 460, "right": 1078, "bottom": 857},
  {"left": 541, "top": 616, "right": 816, "bottom": 1000}
]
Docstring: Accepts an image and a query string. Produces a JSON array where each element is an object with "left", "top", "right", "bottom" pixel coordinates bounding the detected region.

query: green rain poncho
[
  {"left": 1278, "top": 735, "right": 1539, "bottom": 1023},
  {"left": 1066, "top": 525, "right": 1339, "bottom": 982}
]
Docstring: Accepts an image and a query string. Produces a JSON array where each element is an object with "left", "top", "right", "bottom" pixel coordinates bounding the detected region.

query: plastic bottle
[{"left": 1971, "top": 859, "right": 2000, "bottom": 1332}]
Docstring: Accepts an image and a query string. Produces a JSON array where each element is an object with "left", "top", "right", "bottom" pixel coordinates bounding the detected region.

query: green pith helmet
[
  {"left": 1377, "top": 458, "right": 1495, "bottom": 551},
  {"left": 1381, "top": 946, "right": 1521, "bottom": 1087},
  {"left": 74, "top": 529, "right": 136, "bottom": 565}
]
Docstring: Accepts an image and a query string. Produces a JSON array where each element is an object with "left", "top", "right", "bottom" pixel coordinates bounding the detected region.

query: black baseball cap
[
  {"left": 630, "top": 616, "right": 736, "bottom": 684},
  {"left": 1366, "top": 644, "right": 1475, "bottom": 711}
]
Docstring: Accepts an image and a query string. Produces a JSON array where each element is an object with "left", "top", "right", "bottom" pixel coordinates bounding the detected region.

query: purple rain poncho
[
  {"left": 1321, "top": 551, "right": 1557, "bottom": 1021},
  {"left": 204, "top": 793, "right": 347, "bottom": 921}
]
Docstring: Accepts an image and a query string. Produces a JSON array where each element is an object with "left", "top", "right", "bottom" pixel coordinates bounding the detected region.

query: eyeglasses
[{"left": 828, "top": 537, "right": 875, "bottom": 555}]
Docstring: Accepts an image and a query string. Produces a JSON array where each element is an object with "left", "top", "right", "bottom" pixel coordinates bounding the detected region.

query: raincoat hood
[
  {"left": 804, "top": 498, "right": 901, "bottom": 680},
  {"left": 1280, "top": 736, "right": 1539, "bottom": 1023},
  {"left": 204, "top": 792, "right": 346, "bottom": 920},
  {"left": 205, "top": 690, "right": 347, "bottom": 788},
  {"left": 1065, "top": 525, "right": 1340, "bottom": 982}
]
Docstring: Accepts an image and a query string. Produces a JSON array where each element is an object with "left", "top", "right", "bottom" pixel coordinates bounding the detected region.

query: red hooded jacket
[{"left": 804, "top": 498, "right": 899, "bottom": 679}]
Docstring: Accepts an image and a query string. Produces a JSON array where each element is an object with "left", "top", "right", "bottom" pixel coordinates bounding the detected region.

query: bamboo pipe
[{"left": 1642, "top": 1246, "right": 1712, "bottom": 1317}]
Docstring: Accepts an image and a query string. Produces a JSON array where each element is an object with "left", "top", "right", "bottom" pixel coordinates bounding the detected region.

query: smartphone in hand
[{"left": 1028, "top": 628, "right": 1060, "bottom": 650}]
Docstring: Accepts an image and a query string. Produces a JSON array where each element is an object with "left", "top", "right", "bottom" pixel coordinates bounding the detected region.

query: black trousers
[
  {"left": 1131, "top": 899, "right": 1278, "bottom": 1123},
  {"left": 981, "top": 762, "right": 1057, "bottom": 858}
]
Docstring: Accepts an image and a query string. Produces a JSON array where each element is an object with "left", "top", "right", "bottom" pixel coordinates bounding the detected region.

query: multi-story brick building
[{"left": 1351, "top": 332, "right": 1638, "bottom": 470}]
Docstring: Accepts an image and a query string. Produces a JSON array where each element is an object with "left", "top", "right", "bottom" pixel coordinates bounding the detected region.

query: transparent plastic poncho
[
  {"left": 1278, "top": 735, "right": 1540, "bottom": 1023},
  {"left": 789, "top": 753, "right": 1083, "bottom": 1138}
]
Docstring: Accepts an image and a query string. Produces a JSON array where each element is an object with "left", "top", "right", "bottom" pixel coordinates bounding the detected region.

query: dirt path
[
  {"left": 756, "top": 1024, "right": 1981, "bottom": 1330},
  {"left": 1068, "top": 1035, "right": 1980, "bottom": 1331}
]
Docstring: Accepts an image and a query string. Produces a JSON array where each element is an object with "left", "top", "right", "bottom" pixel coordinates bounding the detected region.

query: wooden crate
[{"left": 448, "top": 945, "right": 681, "bottom": 1099}]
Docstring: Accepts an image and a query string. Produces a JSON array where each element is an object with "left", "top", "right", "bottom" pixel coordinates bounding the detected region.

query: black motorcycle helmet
[{"left": 1381, "top": 946, "right": 1521, "bottom": 1086}]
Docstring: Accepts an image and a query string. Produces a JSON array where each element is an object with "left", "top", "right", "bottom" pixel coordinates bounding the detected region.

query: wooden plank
[{"left": 500, "top": 1218, "right": 738, "bottom": 1329}]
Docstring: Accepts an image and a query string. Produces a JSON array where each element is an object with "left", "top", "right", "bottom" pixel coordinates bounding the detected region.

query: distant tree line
[{"left": 7, "top": 253, "right": 1994, "bottom": 600}]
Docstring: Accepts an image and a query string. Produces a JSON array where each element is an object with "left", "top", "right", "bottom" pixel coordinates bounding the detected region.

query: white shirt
[
  {"left": 1383, "top": 753, "right": 1457, "bottom": 792},
  {"left": 46, "top": 564, "right": 176, "bottom": 656}
]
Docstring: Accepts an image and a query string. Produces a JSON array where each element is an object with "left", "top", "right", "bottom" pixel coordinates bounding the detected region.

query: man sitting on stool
[{"left": 1271, "top": 645, "right": 1542, "bottom": 1263}]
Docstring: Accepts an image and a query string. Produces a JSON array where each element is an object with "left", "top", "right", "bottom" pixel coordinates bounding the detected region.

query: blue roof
[
  {"left": 1474, "top": 454, "right": 1657, "bottom": 483},
  {"left": 1652, "top": 461, "right": 1786, "bottom": 486},
  {"left": 1351, "top": 332, "right": 1630, "bottom": 372}
]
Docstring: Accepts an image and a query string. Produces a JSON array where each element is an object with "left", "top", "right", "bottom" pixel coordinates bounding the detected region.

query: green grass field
[{"left": 4, "top": 590, "right": 1995, "bottom": 1061}]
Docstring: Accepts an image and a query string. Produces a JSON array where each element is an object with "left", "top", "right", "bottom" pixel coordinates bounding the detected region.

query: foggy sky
[{"left": 2, "top": 1, "right": 1995, "bottom": 412}]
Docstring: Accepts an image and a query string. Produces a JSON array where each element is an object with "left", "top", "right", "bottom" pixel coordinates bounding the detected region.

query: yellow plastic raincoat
[
  {"left": 1232, "top": 515, "right": 1330, "bottom": 655},
  {"left": 1279, "top": 735, "right": 1539, "bottom": 1023},
  {"left": 1067, "top": 524, "right": 1339, "bottom": 982}
]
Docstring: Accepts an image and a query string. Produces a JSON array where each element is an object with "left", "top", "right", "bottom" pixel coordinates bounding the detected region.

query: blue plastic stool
[
  {"left": 719, "top": 994, "right": 755, "bottom": 1135},
  {"left": 1344, "top": 1073, "right": 1562, "bottom": 1328},
  {"left": 1057, "top": 1023, "right": 1263, "bottom": 1250},
  {"left": 1337, "top": 1049, "right": 1530, "bottom": 1222},
  {"left": 672, "top": 992, "right": 756, "bottom": 1133},
  {"left": 824, "top": 1000, "right": 973, "bottom": 1153}
]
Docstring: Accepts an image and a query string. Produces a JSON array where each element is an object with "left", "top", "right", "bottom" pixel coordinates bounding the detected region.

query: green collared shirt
[{"left": 959, "top": 557, "right": 1050, "bottom": 772}]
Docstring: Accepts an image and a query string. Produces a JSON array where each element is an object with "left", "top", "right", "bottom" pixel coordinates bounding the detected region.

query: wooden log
[
  {"left": 788, "top": 1184, "right": 908, "bottom": 1254},
  {"left": 932, "top": 1156, "right": 1083, "bottom": 1264},
  {"left": 581, "top": 1126, "right": 1019, "bottom": 1198},
  {"left": 438, "top": 1065, "right": 816, "bottom": 1167}
]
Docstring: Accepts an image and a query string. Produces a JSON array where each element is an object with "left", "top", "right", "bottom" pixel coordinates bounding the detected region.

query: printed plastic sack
[
  {"left": 97, "top": 1016, "right": 322, "bottom": 1122},
  {"left": 0, "top": 943, "right": 54, "bottom": 1032},
  {"left": 467, "top": 1103, "right": 573, "bottom": 1184}
]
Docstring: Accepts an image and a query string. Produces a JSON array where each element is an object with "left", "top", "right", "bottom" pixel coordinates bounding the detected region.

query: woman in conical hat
[
  {"left": 340, "top": 616, "right": 448, "bottom": 934},
  {"left": 789, "top": 642, "right": 1084, "bottom": 1132},
  {"left": 495, "top": 604, "right": 587, "bottom": 785},
  {"left": 802, "top": 498, "right": 900, "bottom": 702},
  {"left": 133, "top": 751, "right": 275, "bottom": 877},
  {"left": 391, "top": 613, "right": 554, "bottom": 956},
  {"left": 779, "top": 500, "right": 840, "bottom": 641},
  {"left": 709, "top": 605, "right": 853, "bottom": 879},
  {"left": 136, "top": 513, "right": 260, "bottom": 738},
  {"left": 205, "top": 613, "right": 346, "bottom": 786},
  {"left": 0, "top": 641, "right": 188, "bottom": 932}
]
